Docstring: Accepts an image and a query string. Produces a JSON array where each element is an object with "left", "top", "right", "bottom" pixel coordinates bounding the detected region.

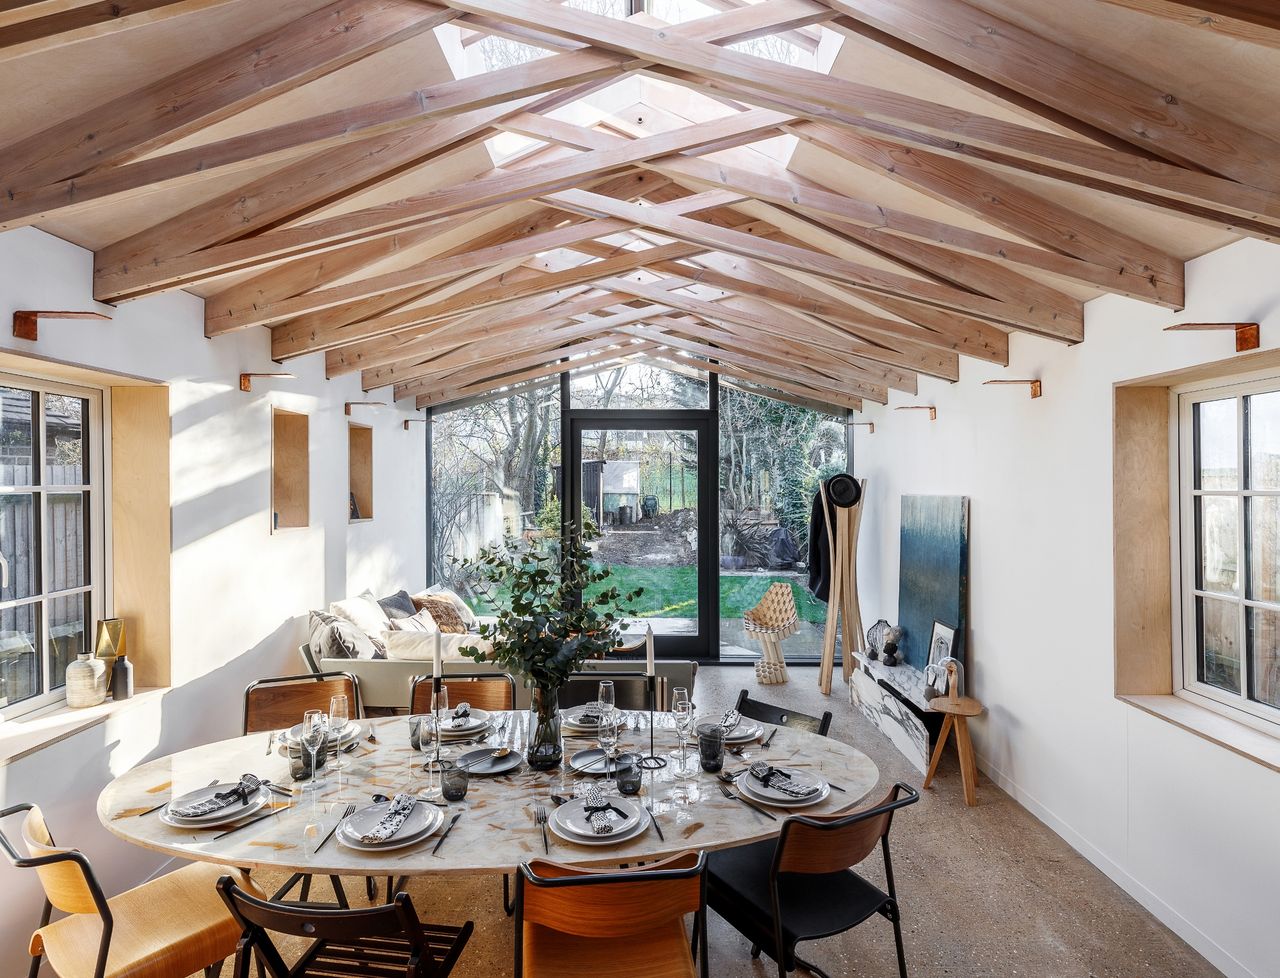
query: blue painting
[{"left": 897, "top": 495, "right": 969, "bottom": 671}]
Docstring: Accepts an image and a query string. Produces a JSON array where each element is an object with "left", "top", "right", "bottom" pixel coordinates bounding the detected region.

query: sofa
[{"left": 303, "top": 585, "right": 697, "bottom": 711}]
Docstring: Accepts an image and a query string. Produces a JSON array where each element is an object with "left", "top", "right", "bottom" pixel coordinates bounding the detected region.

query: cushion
[
  {"left": 378, "top": 589, "right": 418, "bottom": 620},
  {"left": 329, "top": 589, "right": 391, "bottom": 637},
  {"left": 392, "top": 608, "right": 438, "bottom": 633},
  {"left": 413, "top": 585, "right": 477, "bottom": 628},
  {"left": 419, "top": 597, "right": 467, "bottom": 634},
  {"left": 381, "top": 630, "right": 477, "bottom": 662},
  {"left": 311, "top": 611, "right": 385, "bottom": 660}
]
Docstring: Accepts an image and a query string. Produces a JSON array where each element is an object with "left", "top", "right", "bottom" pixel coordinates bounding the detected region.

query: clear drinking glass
[
  {"left": 671, "top": 688, "right": 695, "bottom": 779},
  {"left": 598, "top": 710, "right": 620, "bottom": 792},
  {"left": 597, "top": 680, "right": 615, "bottom": 715},
  {"left": 329, "top": 693, "right": 350, "bottom": 770},
  {"left": 431, "top": 685, "right": 451, "bottom": 760},
  {"left": 300, "top": 710, "right": 329, "bottom": 791}
]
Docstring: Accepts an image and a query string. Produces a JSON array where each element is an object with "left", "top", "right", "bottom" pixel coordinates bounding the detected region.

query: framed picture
[{"left": 928, "top": 620, "right": 956, "bottom": 671}]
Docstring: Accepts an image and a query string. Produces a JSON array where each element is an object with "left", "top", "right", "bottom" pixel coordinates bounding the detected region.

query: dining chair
[
  {"left": 408, "top": 671, "right": 516, "bottom": 714},
  {"left": 734, "top": 688, "right": 833, "bottom": 736},
  {"left": 0, "top": 802, "right": 254, "bottom": 978},
  {"left": 560, "top": 672, "right": 667, "bottom": 711},
  {"left": 514, "top": 851, "right": 709, "bottom": 978},
  {"left": 704, "top": 782, "right": 920, "bottom": 978},
  {"left": 242, "top": 671, "right": 364, "bottom": 908},
  {"left": 217, "top": 875, "right": 473, "bottom": 978}
]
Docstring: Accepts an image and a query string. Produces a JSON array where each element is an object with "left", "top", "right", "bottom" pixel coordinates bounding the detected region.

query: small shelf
[
  {"left": 272, "top": 408, "right": 309, "bottom": 531},
  {"left": 348, "top": 422, "right": 373, "bottom": 522}
]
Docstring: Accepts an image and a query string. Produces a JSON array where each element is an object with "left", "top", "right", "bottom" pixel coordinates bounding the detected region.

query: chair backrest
[
  {"left": 560, "top": 673, "right": 666, "bottom": 711},
  {"left": 2, "top": 805, "right": 102, "bottom": 915},
  {"left": 734, "top": 688, "right": 832, "bottom": 736},
  {"left": 744, "top": 582, "right": 799, "bottom": 630},
  {"left": 218, "top": 876, "right": 465, "bottom": 978},
  {"left": 243, "top": 672, "right": 361, "bottom": 735},
  {"left": 298, "top": 643, "right": 320, "bottom": 674},
  {"left": 410, "top": 672, "right": 515, "bottom": 713},
  {"left": 518, "top": 851, "right": 704, "bottom": 939},
  {"left": 774, "top": 782, "right": 919, "bottom": 876}
]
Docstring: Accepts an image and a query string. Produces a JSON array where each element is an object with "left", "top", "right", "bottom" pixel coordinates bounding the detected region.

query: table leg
[
  {"left": 954, "top": 715, "right": 979, "bottom": 807},
  {"left": 922, "top": 714, "right": 953, "bottom": 790}
]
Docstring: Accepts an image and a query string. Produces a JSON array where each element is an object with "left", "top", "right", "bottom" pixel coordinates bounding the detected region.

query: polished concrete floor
[{"left": 241, "top": 666, "right": 1221, "bottom": 978}]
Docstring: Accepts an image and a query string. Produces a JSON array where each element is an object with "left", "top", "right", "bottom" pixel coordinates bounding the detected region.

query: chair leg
[
  {"left": 365, "top": 875, "right": 376, "bottom": 900},
  {"left": 28, "top": 953, "right": 42, "bottom": 978},
  {"left": 205, "top": 960, "right": 226, "bottom": 978},
  {"left": 502, "top": 874, "right": 515, "bottom": 917},
  {"left": 889, "top": 901, "right": 909, "bottom": 978},
  {"left": 750, "top": 943, "right": 761, "bottom": 959},
  {"left": 793, "top": 953, "right": 832, "bottom": 978}
]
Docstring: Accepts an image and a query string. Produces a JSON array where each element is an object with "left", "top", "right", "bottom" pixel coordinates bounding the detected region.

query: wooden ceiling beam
[
  {"left": 0, "top": 0, "right": 240, "bottom": 61},
  {"left": 650, "top": 351, "right": 854, "bottom": 415},
  {"left": 819, "top": 0, "right": 1280, "bottom": 188},
  {"left": 0, "top": 0, "right": 455, "bottom": 195},
  {"left": 1098, "top": 1, "right": 1280, "bottom": 47}
]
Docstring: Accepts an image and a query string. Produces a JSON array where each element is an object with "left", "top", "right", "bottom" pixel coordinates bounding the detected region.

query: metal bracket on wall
[
  {"left": 1163, "top": 321, "right": 1260, "bottom": 353},
  {"left": 13, "top": 310, "right": 110, "bottom": 341},
  {"left": 983, "top": 379, "right": 1042, "bottom": 398},
  {"left": 239, "top": 372, "right": 294, "bottom": 392},
  {"left": 894, "top": 406, "right": 937, "bottom": 421}
]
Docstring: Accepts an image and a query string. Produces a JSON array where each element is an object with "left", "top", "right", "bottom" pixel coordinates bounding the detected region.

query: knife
[
  {"left": 432, "top": 812, "right": 463, "bottom": 855},
  {"left": 761, "top": 728, "right": 777, "bottom": 749},
  {"left": 647, "top": 806, "right": 665, "bottom": 841}
]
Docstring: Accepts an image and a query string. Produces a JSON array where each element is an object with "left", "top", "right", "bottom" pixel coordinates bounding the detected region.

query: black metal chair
[
  {"left": 514, "top": 851, "right": 709, "bottom": 978},
  {"left": 734, "top": 688, "right": 833, "bottom": 736},
  {"left": 705, "top": 782, "right": 919, "bottom": 978},
  {"left": 217, "top": 875, "right": 472, "bottom": 978},
  {"left": 561, "top": 671, "right": 667, "bottom": 711}
]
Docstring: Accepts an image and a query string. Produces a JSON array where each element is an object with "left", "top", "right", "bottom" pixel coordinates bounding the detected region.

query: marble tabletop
[{"left": 97, "top": 712, "right": 879, "bottom": 876}]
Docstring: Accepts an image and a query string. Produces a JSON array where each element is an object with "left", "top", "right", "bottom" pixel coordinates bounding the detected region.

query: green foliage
[
  {"left": 454, "top": 535, "right": 643, "bottom": 689},
  {"left": 534, "top": 493, "right": 601, "bottom": 541}
]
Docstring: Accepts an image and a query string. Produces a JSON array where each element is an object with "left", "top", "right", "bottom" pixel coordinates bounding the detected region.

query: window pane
[
  {"left": 1196, "top": 495, "right": 1239, "bottom": 594},
  {"left": 45, "top": 394, "right": 87, "bottom": 486},
  {"left": 1248, "top": 606, "right": 1280, "bottom": 709},
  {"left": 47, "top": 592, "right": 88, "bottom": 689},
  {"left": 1197, "top": 596, "right": 1240, "bottom": 693},
  {"left": 0, "top": 493, "right": 37, "bottom": 601},
  {"left": 1249, "top": 496, "right": 1280, "bottom": 603},
  {"left": 570, "top": 361, "right": 708, "bottom": 410},
  {"left": 0, "top": 602, "right": 40, "bottom": 706},
  {"left": 0, "top": 386, "right": 34, "bottom": 486},
  {"left": 1195, "top": 398, "right": 1237, "bottom": 490},
  {"left": 46, "top": 492, "right": 88, "bottom": 591},
  {"left": 1247, "top": 390, "right": 1280, "bottom": 490}
]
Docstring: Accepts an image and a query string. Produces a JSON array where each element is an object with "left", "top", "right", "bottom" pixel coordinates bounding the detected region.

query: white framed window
[
  {"left": 0, "top": 373, "right": 105, "bottom": 718},
  {"left": 1176, "top": 373, "right": 1280, "bottom": 729}
]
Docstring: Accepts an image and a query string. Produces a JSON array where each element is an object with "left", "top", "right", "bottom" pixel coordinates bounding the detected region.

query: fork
[
  {"left": 138, "top": 778, "right": 217, "bottom": 817},
  {"left": 315, "top": 803, "right": 355, "bottom": 853},
  {"left": 535, "top": 804, "right": 549, "bottom": 854},
  {"left": 718, "top": 782, "right": 777, "bottom": 821}
]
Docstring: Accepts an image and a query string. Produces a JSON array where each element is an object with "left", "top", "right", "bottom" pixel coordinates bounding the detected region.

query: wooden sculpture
[
  {"left": 743, "top": 582, "right": 801, "bottom": 685},
  {"left": 818, "top": 476, "right": 867, "bottom": 694}
]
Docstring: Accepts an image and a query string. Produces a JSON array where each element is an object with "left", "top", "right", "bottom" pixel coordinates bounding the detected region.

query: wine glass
[
  {"left": 300, "top": 710, "right": 329, "bottom": 792},
  {"left": 597, "top": 680, "right": 615, "bottom": 716},
  {"left": 329, "top": 693, "right": 350, "bottom": 771},
  {"left": 671, "top": 688, "right": 695, "bottom": 779},
  {"left": 597, "top": 709, "right": 620, "bottom": 793},
  {"left": 431, "top": 685, "right": 452, "bottom": 761},
  {"left": 417, "top": 714, "right": 442, "bottom": 799}
]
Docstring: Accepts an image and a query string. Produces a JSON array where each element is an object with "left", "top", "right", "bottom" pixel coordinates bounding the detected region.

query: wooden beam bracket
[
  {"left": 850, "top": 421, "right": 875, "bottom": 434},
  {"left": 13, "top": 310, "right": 110, "bottom": 341},
  {"left": 983, "top": 379, "right": 1043, "bottom": 398},
  {"left": 345, "top": 400, "right": 389, "bottom": 416},
  {"left": 895, "top": 405, "right": 937, "bottom": 421},
  {"left": 403, "top": 418, "right": 429, "bottom": 431},
  {"left": 239, "top": 371, "right": 295, "bottom": 392},
  {"left": 1164, "top": 322, "right": 1261, "bottom": 353}
]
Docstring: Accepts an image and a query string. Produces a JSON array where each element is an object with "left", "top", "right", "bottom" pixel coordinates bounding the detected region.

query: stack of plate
[
  {"left": 284, "top": 718, "right": 362, "bottom": 752},
  {"left": 437, "top": 708, "right": 492, "bottom": 740},
  {"left": 337, "top": 800, "right": 444, "bottom": 852},
  {"left": 159, "top": 782, "right": 270, "bottom": 829},
  {"left": 695, "top": 715, "right": 765, "bottom": 744},
  {"left": 549, "top": 796, "right": 648, "bottom": 847},
  {"left": 737, "top": 769, "right": 831, "bottom": 809},
  {"left": 561, "top": 705, "right": 602, "bottom": 734}
]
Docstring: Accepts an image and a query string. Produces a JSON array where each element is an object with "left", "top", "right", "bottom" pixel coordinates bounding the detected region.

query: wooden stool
[
  {"left": 743, "top": 583, "right": 799, "bottom": 685},
  {"left": 923, "top": 670, "right": 984, "bottom": 807}
]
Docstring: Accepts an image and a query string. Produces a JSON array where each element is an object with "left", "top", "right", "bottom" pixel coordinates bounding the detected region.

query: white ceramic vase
[{"left": 66, "top": 653, "right": 107, "bottom": 708}]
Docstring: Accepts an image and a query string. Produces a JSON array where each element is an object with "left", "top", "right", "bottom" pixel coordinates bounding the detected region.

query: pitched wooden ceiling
[{"left": 2, "top": 0, "right": 1278, "bottom": 412}]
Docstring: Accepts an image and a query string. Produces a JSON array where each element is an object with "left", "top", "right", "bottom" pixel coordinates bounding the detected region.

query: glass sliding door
[{"left": 569, "top": 413, "right": 716, "bottom": 659}]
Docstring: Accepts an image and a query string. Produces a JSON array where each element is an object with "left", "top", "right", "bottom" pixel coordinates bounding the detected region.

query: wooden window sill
[
  {"left": 1119, "top": 694, "right": 1280, "bottom": 773},
  {"left": 0, "top": 688, "right": 166, "bottom": 768}
]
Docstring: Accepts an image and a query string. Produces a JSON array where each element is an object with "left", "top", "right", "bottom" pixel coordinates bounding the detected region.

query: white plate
[
  {"left": 456, "top": 747, "right": 523, "bottom": 775},
  {"left": 561, "top": 705, "right": 603, "bottom": 731},
  {"left": 438, "top": 708, "right": 491, "bottom": 735},
  {"left": 568, "top": 748, "right": 638, "bottom": 776},
  {"left": 695, "top": 716, "right": 763, "bottom": 744},
  {"left": 337, "top": 801, "right": 443, "bottom": 851},
  {"left": 554, "top": 796, "right": 642, "bottom": 838},
  {"left": 739, "top": 771, "right": 831, "bottom": 809},
  {"left": 285, "top": 719, "right": 360, "bottom": 745},
  {"left": 164, "top": 784, "right": 269, "bottom": 825},
  {"left": 548, "top": 808, "right": 648, "bottom": 847}
]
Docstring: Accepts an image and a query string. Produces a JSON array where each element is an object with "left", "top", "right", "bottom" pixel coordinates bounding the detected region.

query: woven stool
[{"left": 744, "top": 582, "right": 800, "bottom": 685}]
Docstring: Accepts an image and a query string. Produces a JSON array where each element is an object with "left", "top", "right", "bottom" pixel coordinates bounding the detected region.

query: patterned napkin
[
  {"left": 749, "top": 761, "right": 820, "bottom": 798},
  {"left": 449, "top": 703, "right": 472, "bottom": 728},
  {"left": 582, "top": 785, "right": 628, "bottom": 835},
  {"left": 170, "top": 775, "right": 262, "bottom": 818},
  {"left": 574, "top": 701, "right": 602, "bottom": 725},
  {"left": 360, "top": 794, "right": 417, "bottom": 844}
]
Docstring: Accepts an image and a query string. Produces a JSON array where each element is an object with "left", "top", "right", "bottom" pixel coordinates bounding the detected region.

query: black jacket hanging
[{"left": 807, "top": 474, "right": 861, "bottom": 602}]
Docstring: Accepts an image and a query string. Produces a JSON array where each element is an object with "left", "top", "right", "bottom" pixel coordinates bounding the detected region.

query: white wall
[
  {"left": 853, "top": 237, "right": 1280, "bottom": 978},
  {"left": 0, "top": 227, "right": 426, "bottom": 970}
]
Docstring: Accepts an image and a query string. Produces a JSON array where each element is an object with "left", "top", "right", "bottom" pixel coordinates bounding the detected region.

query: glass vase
[{"left": 527, "top": 684, "right": 563, "bottom": 771}]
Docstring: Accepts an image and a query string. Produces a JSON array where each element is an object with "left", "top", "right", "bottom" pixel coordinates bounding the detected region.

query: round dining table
[{"left": 97, "top": 712, "right": 880, "bottom": 877}]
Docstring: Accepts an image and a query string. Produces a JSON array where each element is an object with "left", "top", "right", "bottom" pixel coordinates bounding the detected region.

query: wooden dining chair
[
  {"left": 217, "top": 875, "right": 473, "bottom": 978},
  {"left": 514, "top": 851, "right": 708, "bottom": 978},
  {"left": 560, "top": 672, "right": 667, "bottom": 711},
  {"left": 408, "top": 671, "right": 516, "bottom": 714},
  {"left": 704, "top": 782, "right": 920, "bottom": 978},
  {"left": 0, "top": 802, "right": 254, "bottom": 978},
  {"left": 241, "top": 672, "right": 362, "bottom": 736},
  {"left": 242, "top": 671, "right": 363, "bottom": 908},
  {"left": 734, "top": 688, "right": 833, "bottom": 736}
]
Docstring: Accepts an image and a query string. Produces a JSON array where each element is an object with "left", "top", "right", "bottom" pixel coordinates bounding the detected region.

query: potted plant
[{"left": 457, "top": 532, "right": 642, "bottom": 770}]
